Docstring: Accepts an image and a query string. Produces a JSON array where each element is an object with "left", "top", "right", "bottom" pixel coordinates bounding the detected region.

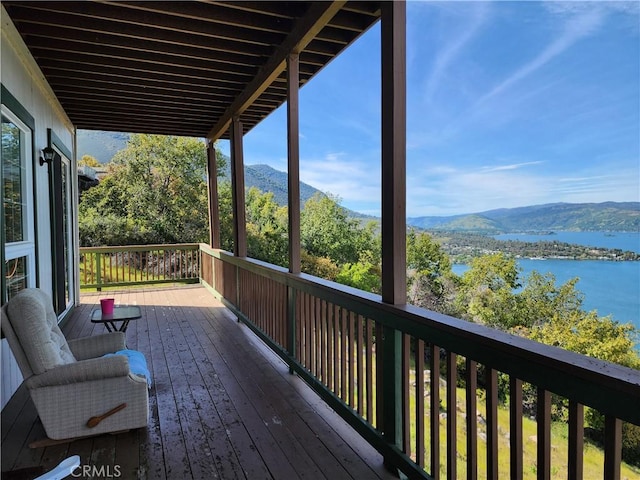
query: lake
[{"left": 453, "top": 231, "right": 640, "bottom": 329}]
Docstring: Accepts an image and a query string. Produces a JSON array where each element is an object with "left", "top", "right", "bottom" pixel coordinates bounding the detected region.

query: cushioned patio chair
[{"left": 1, "top": 289, "right": 148, "bottom": 440}]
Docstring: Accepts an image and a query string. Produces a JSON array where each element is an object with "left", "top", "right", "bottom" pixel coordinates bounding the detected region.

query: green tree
[
  {"left": 336, "top": 251, "right": 381, "bottom": 294},
  {"left": 514, "top": 272, "right": 585, "bottom": 329},
  {"left": 531, "top": 310, "right": 639, "bottom": 369},
  {"left": 79, "top": 134, "right": 226, "bottom": 246},
  {"left": 455, "top": 253, "right": 520, "bottom": 328},
  {"left": 217, "top": 180, "right": 234, "bottom": 252},
  {"left": 301, "top": 250, "right": 340, "bottom": 281},
  {"left": 301, "top": 193, "right": 372, "bottom": 266},
  {"left": 406, "top": 229, "right": 457, "bottom": 312},
  {"left": 79, "top": 154, "right": 100, "bottom": 167},
  {"left": 245, "top": 187, "right": 288, "bottom": 267}
]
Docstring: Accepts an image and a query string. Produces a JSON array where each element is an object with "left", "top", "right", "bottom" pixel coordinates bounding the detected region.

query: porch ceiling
[{"left": 2, "top": 1, "right": 380, "bottom": 139}]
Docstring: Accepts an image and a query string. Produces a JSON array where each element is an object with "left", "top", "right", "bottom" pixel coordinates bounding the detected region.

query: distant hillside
[
  {"left": 408, "top": 202, "right": 640, "bottom": 233},
  {"left": 221, "top": 162, "right": 323, "bottom": 207},
  {"left": 219, "top": 162, "right": 374, "bottom": 218},
  {"left": 77, "top": 130, "right": 130, "bottom": 163}
]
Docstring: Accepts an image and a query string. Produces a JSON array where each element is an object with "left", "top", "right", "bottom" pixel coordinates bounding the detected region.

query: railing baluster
[
  {"left": 430, "top": 344, "right": 440, "bottom": 479},
  {"left": 315, "top": 297, "right": 321, "bottom": 379},
  {"left": 486, "top": 367, "right": 499, "bottom": 480},
  {"left": 366, "top": 318, "right": 374, "bottom": 425},
  {"left": 402, "top": 334, "right": 411, "bottom": 456},
  {"left": 113, "top": 251, "right": 118, "bottom": 283},
  {"left": 604, "top": 416, "right": 622, "bottom": 480},
  {"left": 295, "top": 291, "right": 302, "bottom": 364},
  {"left": 334, "top": 305, "right": 341, "bottom": 398},
  {"left": 267, "top": 277, "right": 272, "bottom": 334},
  {"left": 446, "top": 351, "right": 457, "bottom": 480},
  {"left": 108, "top": 252, "right": 113, "bottom": 283},
  {"left": 568, "top": 400, "right": 584, "bottom": 480},
  {"left": 272, "top": 281, "right": 277, "bottom": 343},
  {"left": 416, "top": 339, "right": 425, "bottom": 468},
  {"left": 96, "top": 252, "right": 102, "bottom": 290},
  {"left": 466, "top": 359, "right": 478, "bottom": 480},
  {"left": 320, "top": 299, "right": 327, "bottom": 383},
  {"left": 537, "top": 388, "right": 551, "bottom": 480},
  {"left": 375, "top": 321, "right": 384, "bottom": 432},
  {"left": 298, "top": 292, "right": 305, "bottom": 367},
  {"left": 327, "top": 302, "right": 334, "bottom": 390},
  {"left": 349, "top": 312, "right": 356, "bottom": 408},
  {"left": 305, "top": 293, "right": 312, "bottom": 371},
  {"left": 510, "top": 377, "right": 523, "bottom": 480},
  {"left": 340, "top": 308, "right": 347, "bottom": 402},
  {"left": 126, "top": 250, "right": 131, "bottom": 282},
  {"left": 82, "top": 254, "right": 87, "bottom": 285},
  {"left": 357, "top": 314, "right": 364, "bottom": 416},
  {"left": 278, "top": 283, "right": 283, "bottom": 346}
]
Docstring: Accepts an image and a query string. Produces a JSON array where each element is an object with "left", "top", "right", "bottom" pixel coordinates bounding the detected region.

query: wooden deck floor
[{"left": 2, "top": 285, "right": 395, "bottom": 480}]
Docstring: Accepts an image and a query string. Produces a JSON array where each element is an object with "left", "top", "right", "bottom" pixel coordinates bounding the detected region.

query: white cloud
[
  {"left": 476, "top": 7, "right": 606, "bottom": 106},
  {"left": 300, "top": 152, "right": 381, "bottom": 206},
  {"left": 405, "top": 162, "right": 639, "bottom": 217},
  {"left": 480, "top": 161, "right": 545, "bottom": 172},
  {"left": 421, "top": 3, "right": 490, "bottom": 104}
]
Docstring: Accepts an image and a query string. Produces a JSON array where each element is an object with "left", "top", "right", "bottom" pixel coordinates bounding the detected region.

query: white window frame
[
  {"left": 59, "top": 151, "right": 75, "bottom": 313},
  {"left": 2, "top": 105, "right": 36, "bottom": 291}
]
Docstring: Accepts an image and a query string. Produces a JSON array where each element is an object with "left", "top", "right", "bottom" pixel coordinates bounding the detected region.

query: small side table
[{"left": 90, "top": 305, "right": 142, "bottom": 332}]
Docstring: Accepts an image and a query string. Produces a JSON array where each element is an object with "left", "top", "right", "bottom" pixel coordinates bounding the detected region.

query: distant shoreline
[{"left": 433, "top": 231, "right": 640, "bottom": 264}]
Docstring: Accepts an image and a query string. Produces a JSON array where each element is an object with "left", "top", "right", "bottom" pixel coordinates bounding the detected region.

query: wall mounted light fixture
[{"left": 39, "top": 146, "right": 57, "bottom": 166}]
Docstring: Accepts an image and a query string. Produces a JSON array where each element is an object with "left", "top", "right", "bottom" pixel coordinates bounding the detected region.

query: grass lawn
[{"left": 406, "top": 373, "right": 640, "bottom": 479}]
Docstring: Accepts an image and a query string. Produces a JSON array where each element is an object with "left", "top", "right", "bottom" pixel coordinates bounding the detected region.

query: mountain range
[
  {"left": 407, "top": 202, "right": 640, "bottom": 233},
  {"left": 219, "top": 161, "right": 323, "bottom": 207},
  {"left": 76, "top": 130, "right": 639, "bottom": 233}
]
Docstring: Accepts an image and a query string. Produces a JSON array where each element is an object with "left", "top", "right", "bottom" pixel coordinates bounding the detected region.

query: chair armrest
[
  {"left": 68, "top": 332, "right": 126, "bottom": 360},
  {"left": 24, "top": 355, "right": 137, "bottom": 388}
]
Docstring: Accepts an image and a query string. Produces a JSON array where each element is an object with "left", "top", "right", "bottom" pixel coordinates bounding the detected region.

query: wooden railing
[
  {"left": 199, "top": 245, "right": 640, "bottom": 480},
  {"left": 79, "top": 244, "right": 200, "bottom": 290}
]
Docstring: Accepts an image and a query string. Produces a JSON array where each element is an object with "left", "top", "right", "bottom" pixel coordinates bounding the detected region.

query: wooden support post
[
  {"left": 287, "top": 53, "right": 301, "bottom": 274},
  {"left": 206, "top": 141, "right": 221, "bottom": 249},
  {"left": 379, "top": 1, "right": 406, "bottom": 472},
  {"left": 230, "top": 118, "right": 247, "bottom": 257},
  {"left": 380, "top": 0, "right": 407, "bottom": 306}
]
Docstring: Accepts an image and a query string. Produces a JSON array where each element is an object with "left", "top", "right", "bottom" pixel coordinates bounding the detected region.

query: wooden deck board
[{"left": 2, "top": 286, "right": 395, "bottom": 480}]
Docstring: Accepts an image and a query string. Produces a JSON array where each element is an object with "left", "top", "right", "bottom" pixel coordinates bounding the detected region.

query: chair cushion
[
  {"left": 7, "top": 289, "right": 76, "bottom": 375},
  {"left": 103, "top": 349, "right": 152, "bottom": 388}
]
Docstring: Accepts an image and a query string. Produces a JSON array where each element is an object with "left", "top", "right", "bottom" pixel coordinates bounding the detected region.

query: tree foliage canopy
[{"left": 79, "top": 134, "right": 225, "bottom": 246}]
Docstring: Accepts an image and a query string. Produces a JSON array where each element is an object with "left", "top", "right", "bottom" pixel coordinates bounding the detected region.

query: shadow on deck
[{"left": 2, "top": 285, "right": 395, "bottom": 480}]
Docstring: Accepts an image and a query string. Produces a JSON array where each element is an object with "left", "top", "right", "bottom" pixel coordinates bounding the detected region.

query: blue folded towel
[{"left": 104, "top": 349, "right": 152, "bottom": 388}]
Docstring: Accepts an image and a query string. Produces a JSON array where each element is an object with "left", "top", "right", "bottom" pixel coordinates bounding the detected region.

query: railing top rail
[
  {"left": 80, "top": 243, "right": 200, "bottom": 253},
  {"left": 203, "top": 246, "right": 640, "bottom": 424}
]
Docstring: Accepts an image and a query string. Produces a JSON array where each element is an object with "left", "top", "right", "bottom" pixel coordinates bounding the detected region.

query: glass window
[
  {"left": 61, "top": 155, "right": 74, "bottom": 308},
  {"left": 2, "top": 107, "right": 35, "bottom": 300},
  {"left": 5, "top": 256, "right": 28, "bottom": 300},
  {"left": 2, "top": 116, "right": 26, "bottom": 243}
]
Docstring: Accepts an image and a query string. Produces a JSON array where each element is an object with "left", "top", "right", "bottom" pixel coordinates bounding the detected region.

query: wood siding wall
[{"left": 1, "top": 12, "right": 75, "bottom": 408}]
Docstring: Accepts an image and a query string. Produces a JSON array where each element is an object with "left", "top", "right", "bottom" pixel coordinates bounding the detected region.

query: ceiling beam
[{"left": 207, "top": 1, "right": 347, "bottom": 141}]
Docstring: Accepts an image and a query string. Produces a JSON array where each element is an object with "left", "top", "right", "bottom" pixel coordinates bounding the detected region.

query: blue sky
[{"left": 219, "top": 1, "right": 640, "bottom": 217}]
